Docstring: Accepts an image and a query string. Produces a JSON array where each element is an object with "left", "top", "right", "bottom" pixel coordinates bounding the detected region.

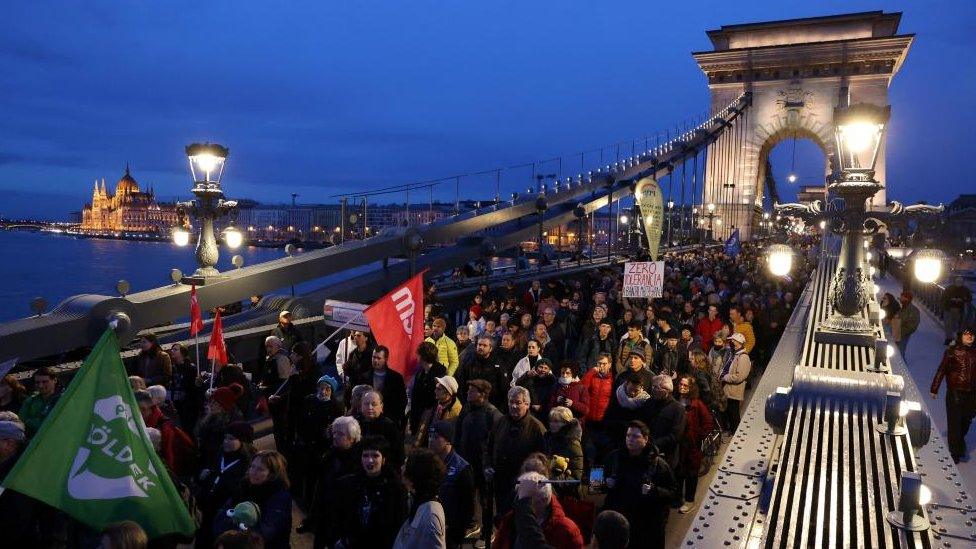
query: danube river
[{"left": 0, "top": 231, "right": 288, "bottom": 323}]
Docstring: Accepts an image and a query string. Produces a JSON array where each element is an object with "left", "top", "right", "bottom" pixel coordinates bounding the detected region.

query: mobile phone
[{"left": 589, "top": 467, "right": 604, "bottom": 485}]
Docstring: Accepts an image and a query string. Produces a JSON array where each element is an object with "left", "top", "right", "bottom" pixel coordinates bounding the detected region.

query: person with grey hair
[
  {"left": 262, "top": 335, "right": 292, "bottom": 388},
  {"left": 493, "top": 471, "right": 584, "bottom": 548},
  {"left": 310, "top": 416, "right": 364, "bottom": 546},
  {"left": 147, "top": 384, "right": 181, "bottom": 428},
  {"left": 641, "top": 374, "right": 685, "bottom": 468},
  {"left": 484, "top": 384, "right": 547, "bottom": 521}
]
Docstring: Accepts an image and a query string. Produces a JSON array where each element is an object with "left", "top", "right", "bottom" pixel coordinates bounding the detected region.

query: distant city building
[
  {"left": 943, "top": 194, "right": 976, "bottom": 249},
  {"left": 80, "top": 166, "right": 178, "bottom": 233}
]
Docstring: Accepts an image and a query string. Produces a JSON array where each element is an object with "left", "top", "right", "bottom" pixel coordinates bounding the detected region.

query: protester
[
  {"left": 360, "top": 389, "right": 406, "bottom": 467},
  {"left": 454, "top": 379, "right": 503, "bottom": 541},
  {"left": 485, "top": 385, "right": 547, "bottom": 520},
  {"left": 894, "top": 291, "right": 920, "bottom": 357},
  {"left": 197, "top": 421, "right": 255, "bottom": 548},
  {"left": 511, "top": 339, "right": 543, "bottom": 388},
  {"left": 0, "top": 374, "right": 27, "bottom": 413},
  {"left": 592, "top": 510, "right": 630, "bottom": 549},
  {"left": 546, "top": 405, "right": 584, "bottom": 499},
  {"left": 136, "top": 390, "right": 196, "bottom": 478},
  {"left": 19, "top": 366, "right": 60, "bottom": 436},
  {"left": 674, "top": 375, "right": 713, "bottom": 513},
  {"left": 272, "top": 310, "right": 303, "bottom": 352},
  {"left": 427, "top": 318, "right": 460, "bottom": 375},
  {"left": 719, "top": 333, "right": 751, "bottom": 432},
  {"left": 616, "top": 321, "right": 654, "bottom": 374},
  {"left": 196, "top": 383, "right": 245, "bottom": 469},
  {"left": 215, "top": 450, "right": 293, "bottom": 548},
  {"left": 333, "top": 436, "right": 408, "bottom": 548},
  {"left": 311, "top": 416, "right": 363, "bottom": 547},
  {"left": 931, "top": 326, "right": 976, "bottom": 463},
  {"left": 492, "top": 471, "right": 585, "bottom": 549},
  {"left": 99, "top": 521, "right": 149, "bottom": 549},
  {"left": 603, "top": 420, "right": 677, "bottom": 549},
  {"left": 410, "top": 341, "right": 448, "bottom": 436},
  {"left": 130, "top": 333, "right": 173, "bottom": 387},
  {"left": 394, "top": 448, "right": 448, "bottom": 549},
  {"left": 942, "top": 278, "right": 973, "bottom": 345},
  {"left": 455, "top": 336, "right": 507, "bottom": 410},
  {"left": 550, "top": 361, "right": 590, "bottom": 420}
]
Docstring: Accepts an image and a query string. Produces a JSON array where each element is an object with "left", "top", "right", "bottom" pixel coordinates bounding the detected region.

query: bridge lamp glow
[
  {"left": 913, "top": 249, "right": 944, "bottom": 284},
  {"left": 763, "top": 212, "right": 770, "bottom": 220},
  {"left": 767, "top": 244, "right": 793, "bottom": 277},
  {"left": 619, "top": 215, "right": 629, "bottom": 224},
  {"left": 172, "top": 227, "right": 190, "bottom": 247},
  {"left": 834, "top": 104, "right": 889, "bottom": 173},
  {"left": 707, "top": 203, "right": 716, "bottom": 213},
  {"left": 223, "top": 226, "right": 243, "bottom": 249},
  {"left": 787, "top": 173, "right": 797, "bottom": 183},
  {"left": 667, "top": 201, "right": 674, "bottom": 210},
  {"left": 819, "top": 220, "right": 826, "bottom": 230},
  {"left": 879, "top": 308, "right": 886, "bottom": 320},
  {"left": 186, "top": 143, "right": 229, "bottom": 186},
  {"left": 886, "top": 344, "right": 895, "bottom": 359},
  {"left": 715, "top": 218, "right": 723, "bottom": 227}
]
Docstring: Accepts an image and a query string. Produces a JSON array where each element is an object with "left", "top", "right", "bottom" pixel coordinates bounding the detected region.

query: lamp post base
[
  {"left": 815, "top": 313, "right": 876, "bottom": 347},
  {"left": 182, "top": 267, "right": 226, "bottom": 286}
]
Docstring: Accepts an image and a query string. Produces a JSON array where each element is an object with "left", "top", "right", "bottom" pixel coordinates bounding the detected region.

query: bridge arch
[{"left": 693, "top": 11, "right": 913, "bottom": 239}]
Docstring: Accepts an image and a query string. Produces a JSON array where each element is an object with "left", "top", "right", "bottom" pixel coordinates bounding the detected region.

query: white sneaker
[{"left": 679, "top": 502, "right": 696, "bottom": 514}]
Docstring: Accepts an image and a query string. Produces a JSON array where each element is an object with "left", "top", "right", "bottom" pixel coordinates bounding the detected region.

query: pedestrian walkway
[{"left": 877, "top": 275, "right": 976, "bottom": 494}]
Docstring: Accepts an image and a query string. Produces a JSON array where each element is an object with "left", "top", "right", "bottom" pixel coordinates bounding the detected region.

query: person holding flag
[
  {"left": 724, "top": 228, "right": 741, "bottom": 259},
  {"left": 1, "top": 329, "right": 196, "bottom": 541}
]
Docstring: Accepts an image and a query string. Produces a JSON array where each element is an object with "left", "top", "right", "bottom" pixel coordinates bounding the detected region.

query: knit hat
[
  {"left": 435, "top": 376, "right": 459, "bottom": 396},
  {"left": 0, "top": 420, "right": 25, "bottom": 442},
  {"left": 467, "top": 379, "right": 492, "bottom": 395},
  {"left": 469, "top": 305, "right": 483, "bottom": 319},
  {"left": 628, "top": 347, "right": 646, "bottom": 360},
  {"left": 225, "top": 421, "right": 255, "bottom": 444},
  {"left": 226, "top": 501, "right": 261, "bottom": 530},
  {"left": 429, "top": 419, "right": 455, "bottom": 442},
  {"left": 211, "top": 383, "right": 244, "bottom": 412},
  {"left": 317, "top": 375, "right": 339, "bottom": 393}
]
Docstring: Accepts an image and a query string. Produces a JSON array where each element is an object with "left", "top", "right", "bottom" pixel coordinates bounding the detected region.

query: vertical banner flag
[
  {"left": 622, "top": 261, "right": 665, "bottom": 298},
  {"left": 364, "top": 271, "right": 425, "bottom": 382},
  {"left": 2, "top": 329, "right": 195, "bottom": 539},
  {"left": 207, "top": 309, "right": 228, "bottom": 366},
  {"left": 725, "top": 228, "right": 741, "bottom": 259},
  {"left": 189, "top": 285, "right": 204, "bottom": 337},
  {"left": 635, "top": 177, "right": 665, "bottom": 260}
]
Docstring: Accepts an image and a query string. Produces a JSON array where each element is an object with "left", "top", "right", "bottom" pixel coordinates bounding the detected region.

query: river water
[{"left": 0, "top": 231, "right": 286, "bottom": 323}]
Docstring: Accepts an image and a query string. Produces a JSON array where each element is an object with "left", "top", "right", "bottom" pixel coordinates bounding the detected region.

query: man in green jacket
[
  {"left": 19, "top": 366, "right": 61, "bottom": 436},
  {"left": 896, "top": 291, "right": 921, "bottom": 357}
]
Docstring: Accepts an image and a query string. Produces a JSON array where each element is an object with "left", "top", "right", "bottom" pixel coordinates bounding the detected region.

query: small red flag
[
  {"left": 189, "top": 285, "right": 204, "bottom": 337},
  {"left": 207, "top": 309, "right": 228, "bottom": 366},
  {"left": 364, "top": 271, "right": 426, "bottom": 382}
]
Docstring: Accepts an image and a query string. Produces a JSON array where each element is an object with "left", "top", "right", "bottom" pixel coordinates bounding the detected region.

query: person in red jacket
[
  {"left": 581, "top": 353, "right": 614, "bottom": 468},
  {"left": 550, "top": 362, "right": 590, "bottom": 421},
  {"left": 931, "top": 326, "right": 976, "bottom": 463},
  {"left": 492, "top": 471, "right": 584, "bottom": 549},
  {"left": 674, "top": 375, "right": 714, "bottom": 514},
  {"left": 136, "top": 390, "right": 196, "bottom": 478},
  {"left": 695, "top": 305, "right": 724, "bottom": 354}
]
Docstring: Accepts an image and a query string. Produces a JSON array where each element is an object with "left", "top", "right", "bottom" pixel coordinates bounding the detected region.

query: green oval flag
[
  {"left": 2, "top": 329, "right": 195, "bottom": 539},
  {"left": 635, "top": 177, "right": 665, "bottom": 260}
]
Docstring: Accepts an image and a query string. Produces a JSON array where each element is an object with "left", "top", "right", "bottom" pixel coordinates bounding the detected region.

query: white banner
[
  {"left": 622, "top": 261, "right": 664, "bottom": 298},
  {"left": 322, "top": 299, "right": 370, "bottom": 331}
]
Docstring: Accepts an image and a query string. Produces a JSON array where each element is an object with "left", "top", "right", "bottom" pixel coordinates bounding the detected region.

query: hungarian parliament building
[{"left": 79, "top": 166, "right": 179, "bottom": 233}]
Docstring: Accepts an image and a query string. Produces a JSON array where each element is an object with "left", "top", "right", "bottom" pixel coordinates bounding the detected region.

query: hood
[
  {"left": 615, "top": 383, "right": 650, "bottom": 410},
  {"left": 558, "top": 418, "right": 583, "bottom": 440}
]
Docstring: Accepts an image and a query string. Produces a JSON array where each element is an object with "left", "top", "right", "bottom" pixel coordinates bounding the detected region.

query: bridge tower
[{"left": 694, "top": 11, "right": 913, "bottom": 240}]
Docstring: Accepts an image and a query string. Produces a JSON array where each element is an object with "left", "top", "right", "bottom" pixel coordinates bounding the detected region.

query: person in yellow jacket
[
  {"left": 427, "top": 318, "right": 460, "bottom": 375},
  {"left": 729, "top": 307, "right": 755, "bottom": 355}
]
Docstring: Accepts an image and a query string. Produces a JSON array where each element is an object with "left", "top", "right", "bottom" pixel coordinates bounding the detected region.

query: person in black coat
[
  {"left": 357, "top": 346, "right": 408, "bottom": 428},
  {"left": 603, "top": 420, "right": 678, "bottom": 549},
  {"left": 410, "top": 342, "right": 447, "bottom": 435},
  {"left": 360, "top": 389, "right": 406, "bottom": 467},
  {"left": 429, "top": 420, "right": 475, "bottom": 548},
  {"left": 196, "top": 422, "right": 254, "bottom": 549},
  {"left": 214, "top": 450, "right": 293, "bottom": 549},
  {"left": 576, "top": 320, "right": 618, "bottom": 371},
  {"left": 454, "top": 336, "right": 507, "bottom": 409},
  {"left": 271, "top": 310, "right": 304, "bottom": 352},
  {"left": 642, "top": 374, "right": 686, "bottom": 468},
  {"left": 333, "top": 436, "right": 408, "bottom": 549},
  {"left": 311, "top": 416, "right": 364, "bottom": 547},
  {"left": 515, "top": 358, "right": 558, "bottom": 424},
  {"left": 493, "top": 332, "right": 522, "bottom": 389}
]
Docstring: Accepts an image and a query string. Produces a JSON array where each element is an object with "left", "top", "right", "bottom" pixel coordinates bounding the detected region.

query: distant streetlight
[
  {"left": 767, "top": 244, "right": 793, "bottom": 277},
  {"left": 175, "top": 143, "right": 237, "bottom": 284}
]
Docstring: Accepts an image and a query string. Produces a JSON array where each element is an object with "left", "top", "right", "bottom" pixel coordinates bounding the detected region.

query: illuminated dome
[{"left": 115, "top": 163, "right": 141, "bottom": 195}]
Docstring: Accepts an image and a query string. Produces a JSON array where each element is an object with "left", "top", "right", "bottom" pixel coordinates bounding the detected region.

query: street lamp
[
  {"left": 767, "top": 244, "right": 793, "bottom": 277},
  {"left": 913, "top": 249, "right": 945, "bottom": 283},
  {"left": 775, "top": 104, "right": 943, "bottom": 345},
  {"left": 175, "top": 143, "right": 238, "bottom": 284},
  {"left": 702, "top": 203, "right": 719, "bottom": 243}
]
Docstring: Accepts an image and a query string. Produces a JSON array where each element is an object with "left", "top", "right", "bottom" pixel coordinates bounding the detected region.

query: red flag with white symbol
[
  {"left": 363, "top": 271, "right": 425, "bottom": 382},
  {"left": 189, "top": 285, "right": 204, "bottom": 337},
  {"left": 207, "top": 309, "right": 228, "bottom": 367}
]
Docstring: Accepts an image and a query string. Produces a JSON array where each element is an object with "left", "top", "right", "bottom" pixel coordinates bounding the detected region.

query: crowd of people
[{"left": 0, "top": 238, "right": 816, "bottom": 549}]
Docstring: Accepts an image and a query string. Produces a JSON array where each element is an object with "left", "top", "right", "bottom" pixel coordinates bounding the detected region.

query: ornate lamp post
[
  {"left": 666, "top": 201, "right": 675, "bottom": 246},
  {"left": 702, "top": 203, "right": 718, "bottom": 243},
  {"left": 773, "top": 104, "right": 943, "bottom": 345},
  {"left": 174, "top": 143, "right": 239, "bottom": 285}
]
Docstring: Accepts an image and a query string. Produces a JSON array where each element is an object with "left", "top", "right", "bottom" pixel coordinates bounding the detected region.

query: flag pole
[
  {"left": 194, "top": 335, "right": 201, "bottom": 377},
  {"left": 209, "top": 358, "right": 216, "bottom": 389}
]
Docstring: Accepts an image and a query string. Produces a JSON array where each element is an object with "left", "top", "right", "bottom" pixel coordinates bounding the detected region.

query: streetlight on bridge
[
  {"left": 173, "top": 143, "right": 240, "bottom": 285},
  {"left": 771, "top": 104, "right": 943, "bottom": 345}
]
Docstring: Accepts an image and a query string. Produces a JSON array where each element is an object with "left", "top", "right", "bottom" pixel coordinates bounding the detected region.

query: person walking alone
[{"left": 931, "top": 327, "right": 976, "bottom": 463}]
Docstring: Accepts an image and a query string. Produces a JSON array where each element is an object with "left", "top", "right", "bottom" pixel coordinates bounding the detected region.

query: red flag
[
  {"left": 207, "top": 309, "right": 228, "bottom": 366},
  {"left": 364, "top": 271, "right": 425, "bottom": 381},
  {"left": 189, "top": 285, "right": 204, "bottom": 337}
]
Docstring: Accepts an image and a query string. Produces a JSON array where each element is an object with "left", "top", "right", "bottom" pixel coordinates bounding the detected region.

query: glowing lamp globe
[
  {"left": 172, "top": 227, "right": 190, "bottom": 247},
  {"left": 833, "top": 104, "right": 889, "bottom": 173},
  {"left": 707, "top": 203, "right": 716, "bottom": 213},
  {"left": 224, "top": 226, "right": 244, "bottom": 249},
  {"left": 619, "top": 215, "right": 629, "bottom": 224},
  {"left": 767, "top": 244, "right": 793, "bottom": 277},
  {"left": 913, "top": 249, "right": 945, "bottom": 284}
]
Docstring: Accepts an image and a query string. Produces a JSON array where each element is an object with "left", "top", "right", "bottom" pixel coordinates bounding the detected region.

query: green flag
[{"left": 2, "top": 329, "right": 195, "bottom": 539}]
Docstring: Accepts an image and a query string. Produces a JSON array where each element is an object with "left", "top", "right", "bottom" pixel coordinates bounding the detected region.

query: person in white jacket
[{"left": 511, "top": 339, "right": 542, "bottom": 387}]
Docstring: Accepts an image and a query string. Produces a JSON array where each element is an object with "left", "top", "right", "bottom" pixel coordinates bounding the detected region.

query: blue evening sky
[{"left": 0, "top": 1, "right": 972, "bottom": 219}]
